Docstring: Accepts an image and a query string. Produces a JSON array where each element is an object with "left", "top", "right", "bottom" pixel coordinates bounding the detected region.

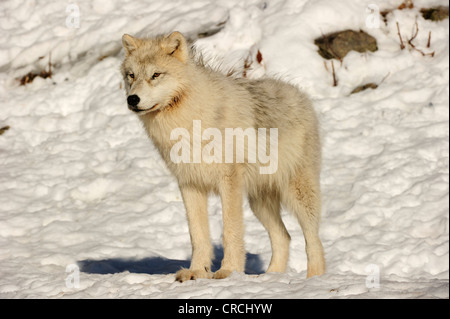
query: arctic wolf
[{"left": 121, "top": 32, "right": 325, "bottom": 282}]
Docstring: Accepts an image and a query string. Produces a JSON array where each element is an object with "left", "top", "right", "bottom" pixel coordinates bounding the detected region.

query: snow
[{"left": 0, "top": 0, "right": 448, "bottom": 299}]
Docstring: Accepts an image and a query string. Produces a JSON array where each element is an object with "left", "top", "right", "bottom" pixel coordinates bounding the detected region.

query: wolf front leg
[
  {"left": 214, "top": 166, "right": 246, "bottom": 279},
  {"left": 175, "top": 185, "right": 214, "bottom": 282}
]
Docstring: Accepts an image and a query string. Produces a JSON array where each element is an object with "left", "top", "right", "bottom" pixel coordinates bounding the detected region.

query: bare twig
[
  {"left": 396, "top": 22, "right": 405, "bottom": 50},
  {"left": 408, "top": 40, "right": 435, "bottom": 57},
  {"left": 409, "top": 21, "right": 419, "bottom": 43},
  {"left": 242, "top": 53, "right": 252, "bottom": 78},
  {"left": 331, "top": 60, "right": 337, "bottom": 87},
  {"left": 322, "top": 59, "right": 338, "bottom": 87},
  {"left": 380, "top": 72, "right": 391, "bottom": 85},
  {"left": 427, "top": 31, "right": 432, "bottom": 48},
  {"left": 407, "top": 22, "right": 435, "bottom": 57}
]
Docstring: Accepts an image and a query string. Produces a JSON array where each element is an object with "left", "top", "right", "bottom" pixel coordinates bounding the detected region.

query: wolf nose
[{"left": 127, "top": 95, "right": 140, "bottom": 107}]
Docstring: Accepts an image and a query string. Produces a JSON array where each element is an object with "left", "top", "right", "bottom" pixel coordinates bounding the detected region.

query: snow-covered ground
[{"left": 0, "top": 0, "right": 448, "bottom": 299}]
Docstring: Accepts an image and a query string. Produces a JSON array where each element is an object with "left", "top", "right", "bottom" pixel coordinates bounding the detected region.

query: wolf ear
[
  {"left": 122, "top": 34, "right": 141, "bottom": 56},
  {"left": 163, "top": 32, "right": 188, "bottom": 63}
]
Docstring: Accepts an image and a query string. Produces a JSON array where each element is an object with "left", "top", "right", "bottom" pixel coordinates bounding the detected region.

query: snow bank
[{"left": 0, "top": 0, "right": 448, "bottom": 298}]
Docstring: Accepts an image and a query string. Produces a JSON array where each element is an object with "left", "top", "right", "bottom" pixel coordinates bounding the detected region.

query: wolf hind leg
[
  {"left": 282, "top": 169, "right": 325, "bottom": 278},
  {"left": 249, "top": 191, "right": 291, "bottom": 273}
]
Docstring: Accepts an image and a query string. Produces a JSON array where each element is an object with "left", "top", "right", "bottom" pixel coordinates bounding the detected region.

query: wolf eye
[
  {"left": 152, "top": 72, "right": 161, "bottom": 79},
  {"left": 128, "top": 73, "right": 135, "bottom": 79}
]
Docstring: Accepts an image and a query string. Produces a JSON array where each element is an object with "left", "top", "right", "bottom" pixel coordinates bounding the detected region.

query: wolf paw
[
  {"left": 306, "top": 264, "right": 326, "bottom": 278},
  {"left": 212, "top": 269, "right": 233, "bottom": 279},
  {"left": 175, "top": 268, "right": 212, "bottom": 282}
]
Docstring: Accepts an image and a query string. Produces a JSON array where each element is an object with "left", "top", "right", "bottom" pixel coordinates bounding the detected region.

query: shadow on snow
[{"left": 78, "top": 245, "right": 264, "bottom": 276}]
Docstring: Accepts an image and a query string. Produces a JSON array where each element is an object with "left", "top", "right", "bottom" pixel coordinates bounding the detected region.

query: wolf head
[{"left": 121, "top": 32, "right": 189, "bottom": 115}]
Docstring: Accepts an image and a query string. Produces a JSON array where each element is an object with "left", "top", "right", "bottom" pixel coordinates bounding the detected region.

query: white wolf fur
[{"left": 121, "top": 31, "right": 325, "bottom": 281}]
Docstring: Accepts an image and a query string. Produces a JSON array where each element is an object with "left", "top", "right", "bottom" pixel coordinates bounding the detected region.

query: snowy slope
[{"left": 0, "top": 0, "right": 448, "bottom": 298}]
